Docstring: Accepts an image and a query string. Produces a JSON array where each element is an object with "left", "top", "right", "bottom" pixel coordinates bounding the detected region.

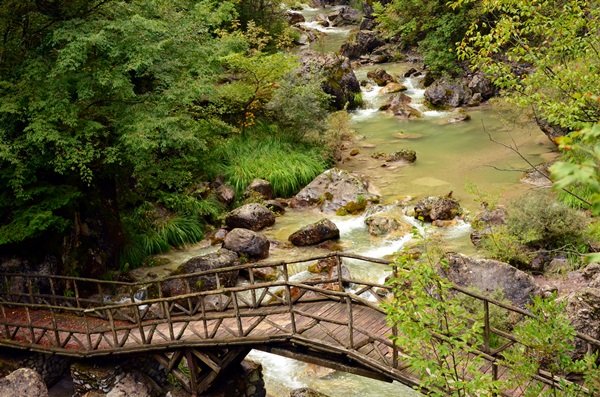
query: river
[{"left": 146, "top": 5, "right": 554, "bottom": 396}]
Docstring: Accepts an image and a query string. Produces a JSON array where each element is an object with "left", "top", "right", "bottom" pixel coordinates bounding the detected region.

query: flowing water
[{"left": 145, "top": 5, "right": 556, "bottom": 396}]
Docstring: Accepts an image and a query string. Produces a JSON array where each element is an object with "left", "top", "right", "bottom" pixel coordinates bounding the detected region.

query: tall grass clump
[
  {"left": 119, "top": 197, "right": 221, "bottom": 270},
  {"left": 216, "top": 132, "right": 329, "bottom": 197}
]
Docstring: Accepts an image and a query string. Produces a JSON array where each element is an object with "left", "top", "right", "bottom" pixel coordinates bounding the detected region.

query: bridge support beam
[{"left": 152, "top": 347, "right": 249, "bottom": 396}]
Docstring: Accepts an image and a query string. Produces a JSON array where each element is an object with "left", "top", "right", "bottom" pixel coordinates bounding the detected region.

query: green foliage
[
  {"left": 0, "top": 0, "right": 333, "bottom": 272},
  {"left": 456, "top": 0, "right": 600, "bottom": 130},
  {"left": 387, "top": 236, "right": 600, "bottom": 396},
  {"left": 215, "top": 129, "right": 329, "bottom": 197},
  {"left": 374, "top": 0, "right": 476, "bottom": 74},
  {"left": 501, "top": 295, "right": 600, "bottom": 396},
  {"left": 120, "top": 203, "right": 207, "bottom": 270},
  {"left": 551, "top": 124, "right": 600, "bottom": 215},
  {"left": 266, "top": 72, "right": 331, "bottom": 141},
  {"left": 479, "top": 192, "right": 590, "bottom": 267},
  {"left": 386, "top": 236, "right": 503, "bottom": 396}
]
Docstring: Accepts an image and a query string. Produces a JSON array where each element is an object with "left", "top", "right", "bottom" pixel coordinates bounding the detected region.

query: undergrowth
[{"left": 214, "top": 130, "right": 330, "bottom": 197}]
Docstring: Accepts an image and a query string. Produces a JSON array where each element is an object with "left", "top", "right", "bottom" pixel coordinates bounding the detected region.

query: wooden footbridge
[{"left": 0, "top": 253, "right": 598, "bottom": 396}]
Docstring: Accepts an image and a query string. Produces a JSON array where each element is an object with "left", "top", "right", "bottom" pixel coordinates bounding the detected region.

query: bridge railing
[{"left": 0, "top": 252, "right": 598, "bottom": 393}]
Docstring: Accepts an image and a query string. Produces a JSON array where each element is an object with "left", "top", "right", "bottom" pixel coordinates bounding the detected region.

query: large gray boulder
[
  {"left": 223, "top": 228, "right": 270, "bottom": 260},
  {"left": 414, "top": 196, "right": 461, "bottom": 222},
  {"left": 424, "top": 79, "right": 473, "bottom": 108},
  {"left": 467, "top": 72, "right": 496, "bottom": 100},
  {"left": 301, "top": 52, "right": 361, "bottom": 110},
  {"left": 106, "top": 372, "right": 153, "bottom": 397},
  {"left": 225, "top": 203, "right": 275, "bottom": 231},
  {"left": 340, "top": 31, "right": 384, "bottom": 59},
  {"left": 443, "top": 253, "right": 538, "bottom": 307},
  {"left": 0, "top": 368, "right": 48, "bottom": 397},
  {"left": 289, "top": 219, "right": 340, "bottom": 246},
  {"left": 161, "top": 249, "right": 240, "bottom": 296},
  {"left": 327, "top": 6, "right": 361, "bottom": 26},
  {"left": 292, "top": 168, "right": 379, "bottom": 213}
]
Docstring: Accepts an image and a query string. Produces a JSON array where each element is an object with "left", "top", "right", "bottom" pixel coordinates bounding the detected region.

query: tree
[{"left": 0, "top": 0, "right": 333, "bottom": 274}]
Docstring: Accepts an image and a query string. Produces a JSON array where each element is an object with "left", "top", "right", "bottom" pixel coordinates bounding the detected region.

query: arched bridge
[{"left": 0, "top": 253, "right": 598, "bottom": 396}]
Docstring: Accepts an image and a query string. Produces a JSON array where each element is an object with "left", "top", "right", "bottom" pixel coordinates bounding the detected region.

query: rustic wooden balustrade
[{"left": 0, "top": 252, "right": 598, "bottom": 396}]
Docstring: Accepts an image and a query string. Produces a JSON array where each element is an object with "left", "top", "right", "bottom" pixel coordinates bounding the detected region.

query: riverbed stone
[
  {"left": 225, "top": 203, "right": 276, "bottom": 231},
  {"left": 371, "top": 149, "right": 417, "bottom": 163},
  {"left": 106, "top": 371, "right": 153, "bottom": 397},
  {"left": 161, "top": 249, "right": 240, "bottom": 296},
  {"left": 0, "top": 368, "right": 48, "bottom": 397},
  {"left": 379, "top": 93, "right": 421, "bottom": 119},
  {"left": 367, "top": 68, "right": 396, "bottom": 86},
  {"left": 223, "top": 228, "right": 270, "bottom": 260},
  {"left": 365, "top": 214, "right": 411, "bottom": 236},
  {"left": 443, "top": 253, "right": 538, "bottom": 307},
  {"left": 424, "top": 78, "right": 472, "bottom": 108},
  {"left": 381, "top": 82, "right": 407, "bottom": 94},
  {"left": 245, "top": 179, "right": 274, "bottom": 200},
  {"left": 414, "top": 195, "right": 461, "bottom": 222},
  {"left": 292, "top": 168, "right": 379, "bottom": 213},
  {"left": 216, "top": 184, "right": 235, "bottom": 206},
  {"left": 289, "top": 219, "right": 340, "bottom": 246},
  {"left": 290, "top": 388, "right": 332, "bottom": 397},
  {"left": 467, "top": 71, "right": 496, "bottom": 100}
]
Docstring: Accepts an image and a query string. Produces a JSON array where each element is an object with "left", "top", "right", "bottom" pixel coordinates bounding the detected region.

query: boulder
[
  {"left": 371, "top": 149, "right": 417, "bottom": 163},
  {"left": 106, "top": 372, "right": 153, "bottom": 397},
  {"left": 340, "top": 31, "right": 384, "bottom": 59},
  {"left": 216, "top": 184, "right": 235, "bottom": 205},
  {"left": 414, "top": 195, "right": 461, "bottom": 222},
  {"left": 424, "top": 79, "right": 472, "bottom": 108},
  {"left": 301, "top": 52, "right": 361, "bottom": 110},
  {"left": 161, "top": 249, "right": 240, "bottom": 296},
  {"left": 289, "top": 219, "right": 340, "bottom": 246},
  {"left": 535, "top": 116, "right": 570, "bottom": 142},
  {"left": 367, "top": 68, "right": 396, "bottom": 86},
  {"left": 290, "top": 388, "right": 332, "bottom": 397},
  {"left": 225, "top": 203, "right": 276, "bottom": 231},
  {"left": 327, "top": 6, "right": 361, "bottom": 26},
  {"left": 291, "top": 168, "right": 379, "bottom": 213},
  {"left": 379, "top": 93, "right": 421, "bottom": 119},
  {"left": 365, "top": 214, "right": 411, "bottom": 237},
  {"left": 467, "top": 72, "right": 496, "bottom": 100},
  {"left": 314, "top": 14, "right": 330, "bottom": 27},
  {"left": 0, "top": 368, "right": 48, "bottom": 397},
  {"left": 404, "top": 67, "right": 418, "bottom": 77},
  {"left": 359, "top": 17, "right": 376, "bottom": 31},
  {"left": 286, "top": 10, "right": 305, "bottom": 25},
  {"left": 443, "top": 253, "right": 538, "bottom": 307},
  {"left": 470, "top": 207, "right": 507, "bottom": 246},
  {"left": 245, "top": 178, "right": 274, "bottom": 200},
  {"left": 223, "top": 228, "right": 270, "bottom": 260},
  {"left": 446, "top": 109, "right": 471, "bottom": 123},
  {"left": 264, "top": 199, "right": 286, "bottom": 214},
  {"left": 308, "top": 256, "right": 338, "bottom": 274},
  {"left": 565, "top": 287, "right": 600, "bottom": 356},
  {"left": 381, "top": 82, "right": 406, "bottom": 94}
]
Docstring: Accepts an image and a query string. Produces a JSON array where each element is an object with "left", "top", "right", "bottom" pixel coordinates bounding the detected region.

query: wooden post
[
  {"left": 283, "top": 263, "right": 297, "bottom": 334},
  {"left": 185, "top": 349, "right": 199, "bottom": 397},
  {"left": 50, "top": 309, "right": 60, "bottom": 347},
  {"left": 232, "top": 292, "right": 244, "bottom": 337},
  {"left": 129, "top": 286, "right": 146, "bottom": 345},
  {"left": 249, "top": 269, "right": 257, "bottom": 308},
  {"left": 346, "top": 296, "right": 354, "bottom": 349},
  {"left": 106, "top": 308, "right": 119, "bottom": 347},
  {"left": 392, "top": 264, "right": 399, "bottom": 369},
  {"left": 49, "top": 278, "right": 57, "bottom": 306},
  {"left": 336, "top": 254, "right": 344, "bottom": 291},
  {"left": 25, "top": 306, "right": 34, "bottom": 343}
]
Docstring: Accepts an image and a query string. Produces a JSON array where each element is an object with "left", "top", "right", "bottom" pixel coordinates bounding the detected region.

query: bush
[{"left": 479, "top": 192, "right": 590, "bottom": 267}]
